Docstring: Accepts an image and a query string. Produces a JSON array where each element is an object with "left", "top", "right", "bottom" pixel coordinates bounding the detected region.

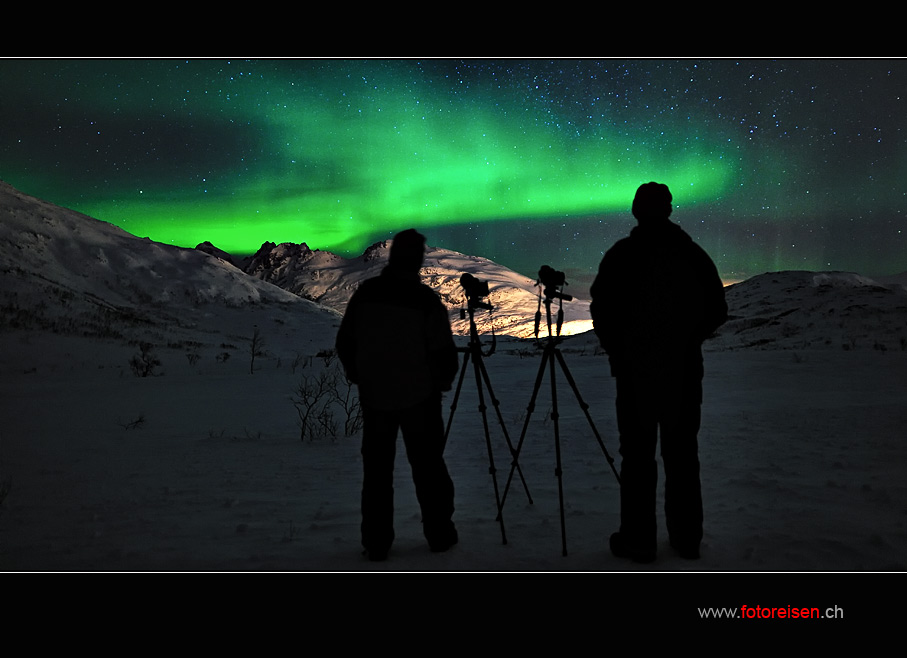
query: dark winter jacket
[
  {"left": 589, "top": 220, "right": 727, "bottom": 381},
  {"left": 336, "top": 266, "right": 459, "bottom": 410}
]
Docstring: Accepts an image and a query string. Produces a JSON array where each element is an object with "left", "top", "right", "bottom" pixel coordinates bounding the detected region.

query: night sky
[{"left": 2, "top": 57, "right": 905, "bottom": 293}]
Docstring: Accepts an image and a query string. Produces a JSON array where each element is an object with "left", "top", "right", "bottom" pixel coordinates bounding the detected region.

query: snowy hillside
[
  {"left": 9, "top": 175, "right": 903, "bottom": 352},
  {"left": 709, "top": 270, "right": 907, "bottom": 353},
  {"left": 3, "top": 174, "right": 906, "bottom": 359},
  {"left": 239, "top": 239, "right": 593, "bottom": 338},
  {"left": 0, "top": 181, "right": 341, "bottom": 354}
]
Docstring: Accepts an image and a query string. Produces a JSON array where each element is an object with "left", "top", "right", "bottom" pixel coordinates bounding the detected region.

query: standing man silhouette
[
  {"left": 590, "top": 183, "right": 727, "bottom": 562},
  {"left": 336, "top": 229, "right": 459, "bottom": 562}
]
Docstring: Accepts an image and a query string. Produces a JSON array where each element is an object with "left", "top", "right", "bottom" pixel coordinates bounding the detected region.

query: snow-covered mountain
[
  {"left": 0, "top": 181, "right": 341, "bottom": 353},
  {"left": 238, "top": 239, "right": 593, "bottom": 338},
  {"left": 0, "top": 179, "right": 591, "bottom": 358},
  {"left": 2, "top": 178, "right": 906, "bottom": 353},
  {"left": 710, "top": 270, "right": 907, "bottom": 352},
  {"left": 234, "top": 238, "right": 907, "bottom": 351}
]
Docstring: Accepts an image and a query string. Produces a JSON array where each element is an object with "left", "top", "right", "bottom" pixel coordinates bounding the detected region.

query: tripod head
[
  {"left": 537, "top": 265, "right": 573, "bottom": 303},
  {"left": 460, "top": 272, "right": 494, "bottom": 312},
  {"left": 458, "top": 272, "right": 496, "bottom": 356},
  {"left": 535, "top": 265, "right": 572, "bottom": 340}
]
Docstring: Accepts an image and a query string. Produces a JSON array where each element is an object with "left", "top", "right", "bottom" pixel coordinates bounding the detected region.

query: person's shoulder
[
  {"left": 347, "top": 275, "right": 388, "bottom": 303},
  {"left": 676, "top": 229, "right": 716, "bottom": 262},
  {"left": 668, "top": 228, "right": 721, "bottom": 279},
  {"left": 358, "top": 275, "right": 384, "bottom": 290},
  {"left": 608, "top": 235, "right": 634, "bottom": 250},
  {"left": 351, "top": 275, "right": 381, "bottom": 294},
  {"left": 359, "top": 273, "right": 445, "bottom": 310},
  {"left": 603, "top": 235, "right": 637, "bottom": 262},
  {"left": 602, "top": 226, "right": 634, "bottom": 249}
]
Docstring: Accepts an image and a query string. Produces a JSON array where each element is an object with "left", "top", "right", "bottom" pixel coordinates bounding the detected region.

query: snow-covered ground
[
  {"left": 1, "top": 180, "right": 906, "bottom": 581},
  {"left": 1, "top": 329, "right": 905, "bottom": 574}
]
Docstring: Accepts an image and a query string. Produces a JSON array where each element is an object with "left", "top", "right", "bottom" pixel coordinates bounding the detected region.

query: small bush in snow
[
  {"left": 291, "top": 359, "right": 362, "bottom": 441},
  {"left": 129, "top": 343, "right": 161, "bottom": 377}
]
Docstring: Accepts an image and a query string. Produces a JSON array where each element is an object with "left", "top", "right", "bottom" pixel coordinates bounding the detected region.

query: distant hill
[
  {"left": 708, "top": 270, "right": 907, "bottom": 351},
  {"left": 0, "top": 180, "right": 340, "bottom": 352}
]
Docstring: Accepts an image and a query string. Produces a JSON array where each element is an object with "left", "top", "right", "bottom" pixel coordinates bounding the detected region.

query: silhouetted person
[
  {"left": 336, "top": 229, "right": 459, "bottom": 561},
  {"left": 590, "top": 182, "right": 727, "bottom": 562}
]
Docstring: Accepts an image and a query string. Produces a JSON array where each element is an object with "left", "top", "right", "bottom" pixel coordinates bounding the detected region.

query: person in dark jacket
[
  {"left": 336, "top": 229, "right": 459, "bottom": 561},
  {"left": 590, "top": 182, "right": 727, "bottom": 563}
]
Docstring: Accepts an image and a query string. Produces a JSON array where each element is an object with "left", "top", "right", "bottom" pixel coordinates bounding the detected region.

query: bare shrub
[
  {"left": 117, "top": 414, "right": 146, "bottom": 430},
  {"left": 334, "top": 373, "right": 363, "bottom": 437},
  {"left": 292, "top": 366, "right": 338, "bottom": 441},
  {"left": 249, "top": 327, "right": 266, "bottom": 374},
  {"left": 129, "top": 343, "right": 161, "bottom": 377},
  {"left": 317, "top": 349, "right": 337, "bottom": 368},
  {"left": 291, "top": 359, "right": 362, "bottom": 441}
]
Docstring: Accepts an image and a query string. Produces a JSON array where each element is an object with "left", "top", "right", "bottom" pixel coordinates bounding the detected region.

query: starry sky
[{"left": 2, "top": 57, "right": 905, "bottom": 293}]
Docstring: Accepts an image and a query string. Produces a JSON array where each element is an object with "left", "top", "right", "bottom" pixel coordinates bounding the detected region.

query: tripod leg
[
  {"left": 476, "top": 355, "right": 533, "bottom": 506},
  {"left": 501, "top": 346, "right": 551, "bottom": 508},
  {"left": 553, "top": 349, "right": 621, "bottom": 484},
  {"left": 470, "top": 349, "right": 508, "bottom": 545},
  {"left": 443, "top": 348, "right": 471, "bottom": 448},
  {"left": 547, "top": 342, "right": 569, "bottom": 556}
]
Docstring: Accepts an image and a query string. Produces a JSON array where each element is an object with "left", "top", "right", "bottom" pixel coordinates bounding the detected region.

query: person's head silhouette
[
  {"left": 388, "top": 229, "right": 426, "bottom": 272},
  {"left": 631, "top": 182, "right": 672, "bottom": 224}
]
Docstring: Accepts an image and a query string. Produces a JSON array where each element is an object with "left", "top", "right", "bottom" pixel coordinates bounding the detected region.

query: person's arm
[
  {"left": 426, "top": 295, "right": 459, "bottom": 392},
  {"left": 335, "top": 293, "right": 360, "bottom": 384},
  {"left": 590, "top": 251, "right": 618, "bottom": 354},
  {"left": 698, "top": 253, "right": 728, "bottom": 341}
]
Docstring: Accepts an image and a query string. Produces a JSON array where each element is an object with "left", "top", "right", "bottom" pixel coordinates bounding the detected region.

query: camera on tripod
[
  {"left": 537, "top": 265, "right": 573, "bottom": 302},
  {"left": 460, "top": 273, "right": 493, "bottom": 312}
]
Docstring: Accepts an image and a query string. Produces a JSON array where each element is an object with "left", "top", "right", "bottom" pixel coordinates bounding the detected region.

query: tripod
[
  {"left": 444, "top": 299, "right": 531, "bottom": 545},
  {"left": 501, "top": 282, "right": 621, "bottom": 556}
]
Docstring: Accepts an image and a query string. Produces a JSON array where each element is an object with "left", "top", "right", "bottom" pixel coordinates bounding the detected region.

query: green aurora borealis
[{"left": 2, "top": 58, "right": 905, "bottom": 288}]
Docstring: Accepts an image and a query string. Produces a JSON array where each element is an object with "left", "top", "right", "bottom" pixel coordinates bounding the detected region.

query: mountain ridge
[
  {"left": 3, "top": 179, "right": 907, "bottom": 352},
  {"left": 227, "top": 237, "right": 594, "bottom": 338}
]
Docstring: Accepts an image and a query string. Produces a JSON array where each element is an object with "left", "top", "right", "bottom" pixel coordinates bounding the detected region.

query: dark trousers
[
  {"left": 615, "top": 375, "right": 703, "bottom": 553},
  {"left": 360, "top": 394, "right": 455, "bottom": 553}
]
